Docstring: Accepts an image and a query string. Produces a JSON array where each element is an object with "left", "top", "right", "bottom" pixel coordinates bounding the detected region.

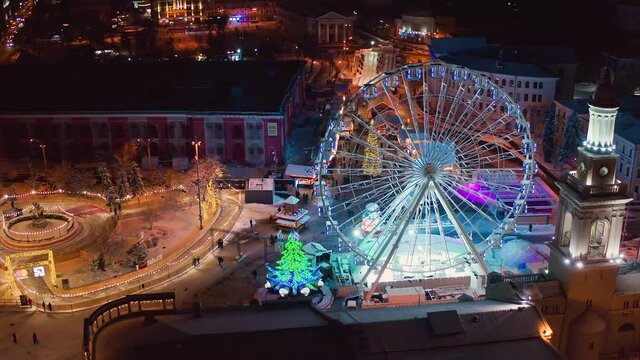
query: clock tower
[
  {"left": 548, "top": 67, "right": 634, "bottom": 358},
  {"left": 552, "top": 67, "right": 632, "bottom": 261}
]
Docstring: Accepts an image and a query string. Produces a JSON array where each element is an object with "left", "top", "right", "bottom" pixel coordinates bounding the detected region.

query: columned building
[{"left": 311, "top": 11, "right": 354, "bottom": 46}]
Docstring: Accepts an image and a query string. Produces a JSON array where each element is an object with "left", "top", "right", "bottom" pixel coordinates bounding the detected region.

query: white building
[
  {"left": 352, "top": 45, "right": 400, "bottom": 86},
  {"left": 440, "top": 54, "right": 558, "bottom": 137}
]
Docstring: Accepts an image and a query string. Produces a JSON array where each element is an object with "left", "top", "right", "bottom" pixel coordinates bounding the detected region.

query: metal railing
[{"left": 82, "top": 292, "right": 176, "bottom": 360}]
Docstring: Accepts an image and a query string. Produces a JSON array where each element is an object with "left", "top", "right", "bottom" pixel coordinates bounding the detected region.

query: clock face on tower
[{"left": 599, "top": 166, "right": 609, "bottom": 177}]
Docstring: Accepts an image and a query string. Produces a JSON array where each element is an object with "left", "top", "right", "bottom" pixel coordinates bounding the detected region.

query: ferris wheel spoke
[
  {"left": 341, "top": 132, "right": 414, "bottom": 166},
  {"left": 380, "top": 79, "right": 417, "bottom": 145},
  {"left": 430, "top": 182, "right": 490, "bottom": 275},
  {"left": 346, "top": 113, "right": 415, "bottom": 163},
  {"left": 451, "top": 113, "right": 510, "bottom": 150},
  {"left": 438, "top": 178, "right": 502, "bottom": 225},
  {"left": 430, "top": 81, "right": 449, "bottom": 144},
  {"left": 401, "top": 70, "right": 421, "bottom": 135},
  {"left": 335, "top": 182, "right": 408, "bottom": 229},
  {"left": 446, "top": 173, "right": 522, "bottom": 193},
  {"left": 333, "top": 151, "right": 412, "bottom": 172},
  {"left": 429, "top": 190, "right": 452, "bottom": 267},
  {"left": 436, "top": 85, "right": 467, "bottom": 144}
]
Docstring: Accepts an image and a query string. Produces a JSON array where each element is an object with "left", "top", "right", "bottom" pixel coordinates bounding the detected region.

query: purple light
[{"left": 456, "top": 182, "right": 496, "bottom": 204}]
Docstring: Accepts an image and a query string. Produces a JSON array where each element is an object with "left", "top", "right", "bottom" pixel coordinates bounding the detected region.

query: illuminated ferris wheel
[{"left": 318, "top": 62, "right": 537, "bottom": 283}]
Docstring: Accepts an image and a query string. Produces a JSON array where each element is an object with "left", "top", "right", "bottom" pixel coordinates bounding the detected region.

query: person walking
[
  {"left": 217, "top": 238, "right": 224, "bottom": 249},
  {"left": 42, "top": 301, "right": 45, "bottom": 310},
  {"left": 249, "top": 219, "right": 253, "bottom": 228},
  {"left": 217, "top": 256, "right": 224, "bottom": 269},
  {"left": 47, "top": 302, "right": 52, "bottom": 312},
  {"left": 32, "top": 332, "right": 38, "bottom": 345},
  {"left": 12, "top": 332, "right": 17, "bottom": 344},
  {"left": 529, "top": 224, "right": 533, "bottom": 233}
]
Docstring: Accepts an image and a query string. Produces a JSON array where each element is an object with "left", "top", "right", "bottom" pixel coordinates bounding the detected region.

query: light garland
[
  {"left": 2, "top": 186, "right": 186, "bottom": 220},
  {"left": 13, "top": 203, "right": 237, "bottom": 299}
]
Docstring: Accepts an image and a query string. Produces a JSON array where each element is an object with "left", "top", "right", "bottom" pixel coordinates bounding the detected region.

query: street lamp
[
  {"left": 192, "top": 140, "right": 204, "bottom": 230},
  {"left": 137, "top": 138, "right": 153, "bottom": 169},
  {"left": 29, "top": 138, "right": 47, "bottom": 173}
]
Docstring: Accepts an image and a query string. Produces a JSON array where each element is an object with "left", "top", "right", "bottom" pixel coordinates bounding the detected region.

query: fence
[{"left": 82, "top": 292, "right": 176, "bottom": 360}]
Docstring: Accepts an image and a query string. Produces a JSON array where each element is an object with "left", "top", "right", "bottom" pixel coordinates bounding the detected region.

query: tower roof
[{"left": 590, "top": 67, "right": 619, "bottom": 108}]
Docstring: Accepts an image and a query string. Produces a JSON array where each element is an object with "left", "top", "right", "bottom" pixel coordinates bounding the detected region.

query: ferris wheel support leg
[
  {"left": 362, "top": 181, "right": 431, "bottom": 302},
  {"left": 431, "top": 182, "right": 490, "bottom": 279}
]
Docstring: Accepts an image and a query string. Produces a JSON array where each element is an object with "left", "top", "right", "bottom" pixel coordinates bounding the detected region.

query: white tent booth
[
  {"left": 302, "top": 242, "right": 332, "bottom": 267},
  {"left": 285, "top": 164, "right": 317, "bottom": 187}
]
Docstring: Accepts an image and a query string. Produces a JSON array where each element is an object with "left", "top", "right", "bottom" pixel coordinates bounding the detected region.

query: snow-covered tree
[
  {"left": 542, "top": 103, "right": 556, "bottom": 162},
  {"left": 559, "top": 112, "right": 582, "bottom": 165},
  {"left": 186, "top": 158, "right": 225, "bottom": 199},
  {"left": 127, "top": 242, "right": 148, "bottom": 267},
  {"left": 128, "top": 162, "right": 145, "bottom": 203},
  {"left": 115, "top": 169, "right": 130, "bottom": 200},
  {"left": 203, "top": 180, "right": 220, "bottom": 219},
  {"left": 97, "top": 167, "right": 113, "bottom": 189}
]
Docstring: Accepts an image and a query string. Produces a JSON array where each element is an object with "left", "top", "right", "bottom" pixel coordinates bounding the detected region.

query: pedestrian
[
  {"left": 42, "top": 301, "right": 45, "bottom": 310},
  {"left": 184, "top": 287, "right": 188, "bottom": 292},
  {"left": 28, "top": 298, "right": 32, "bottom": 308},
  {"left": 12, "top": 332, "right": 17, "bottom": 344},
  {"left": 217, "top": 256, "right": 224, "bottom": 269},
  {"left": 32, "top": 332, "right": 38, "bottom": 345},
  {"left": 529, "top": 224, "right": 533, "bottom": 233},
  {"left": 277, "top": 207, "right": 281, "bottom": 212},
  {"left": 218, "top": 238, "right": 224, "bottom": 249},
  {"left": 196, "top": 257, "right": 200, "bottom": 265},
  {"left": 47, "top": 302, "right": 52, "bottom": 312},
  {"left": 249, "top": 219, "right": 253, "bottom": 228}
]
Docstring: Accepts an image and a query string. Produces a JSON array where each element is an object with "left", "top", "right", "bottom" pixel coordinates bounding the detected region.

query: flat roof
[
  {"left": 0, "top": 60, "right": 303, "bottom": 114},
  {"left": 247, "top": 178, "right": 274, "bottom": 191},
  {"left": 440, "top": 54, "right": 556, "bottom": 78}
]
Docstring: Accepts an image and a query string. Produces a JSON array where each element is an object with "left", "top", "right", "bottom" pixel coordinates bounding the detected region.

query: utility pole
[
  {"left": 192, "top": 140, "right": 204, "bottom": 230},
  {"left": 29, "top": 138, "right": 47, "bottom": 173}
]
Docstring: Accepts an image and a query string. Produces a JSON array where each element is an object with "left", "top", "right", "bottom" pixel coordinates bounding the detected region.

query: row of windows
[
  {"left": 494, "top": 78, "right": 545, "bottom": 89},
  {"left": 622, "top": 299, "right": 640, "bottom": 309},
  {"left": 205, "top": 144, "right": 265, "bottom": 155}
]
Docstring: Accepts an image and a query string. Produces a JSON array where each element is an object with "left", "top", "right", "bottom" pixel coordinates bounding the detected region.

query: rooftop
[
  {"left": 615, "top": 112, "right": 640, "bottom": 145},
  {"left": 0, "top": 60, "right": 304, "bottom": 114},
  {"left": 95, "top": 300, "right": 562, "bottom": 360},
  {"left": 440, "top": 54, "right": 556, "bottom": 78},
  {"left": 430, "top": 37, "right": 488, "bottom": 56}
]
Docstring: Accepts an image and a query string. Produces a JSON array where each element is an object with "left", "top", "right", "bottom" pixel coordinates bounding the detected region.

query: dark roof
[
  {"left": 557, "top": 96, "right": 640, "bottom": 115},
  {"left": 615, "top": 112, "right": 640, "bottom": 145},
  {"left": 95, "top": 300, "right": 563, "bottom": 360},
  {"left": 430, "top": 37, "right": 488, "bottom": 56},
  {"left": 440, "top": 54, "right": 556, "bottom": 78},
  {"left": 0, "top": 61, "right": 304, "bottom": 114},
  {"left": 489, "top": 46, "right": 577, "bottom": 64}
]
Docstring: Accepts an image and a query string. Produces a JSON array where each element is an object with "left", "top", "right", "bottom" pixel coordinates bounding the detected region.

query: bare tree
[{"left": 141, "top": 205, "right": 162, "bottom": 230}]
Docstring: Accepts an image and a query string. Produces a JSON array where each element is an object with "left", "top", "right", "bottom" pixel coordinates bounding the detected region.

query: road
[{"left": 0, "top": 197, "right": 282, "bottom": 359}]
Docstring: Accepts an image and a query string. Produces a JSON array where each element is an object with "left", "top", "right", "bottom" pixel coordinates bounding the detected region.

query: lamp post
[
  {"left": 137, "top": 138, "right": 153, "bottom": 169},
  {"left": 29, "top": 138, "right": 47, "bottom": 173},
  {"left": 192, "top": 140, "right": 204, "bottom": 230}
]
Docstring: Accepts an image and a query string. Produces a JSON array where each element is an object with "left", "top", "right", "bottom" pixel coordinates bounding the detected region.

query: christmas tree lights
[
  {"left": 363, "top": 120, "right": 382, "bottom": 175},
  {"left": 265, "top": 231, "right": 321, "bottom": 296}
]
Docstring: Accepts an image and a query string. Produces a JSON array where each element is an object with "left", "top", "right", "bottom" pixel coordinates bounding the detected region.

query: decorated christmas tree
[
  {"left": 265, "top": 231, "right": 322, "bottom": 297},
  {"left": 363, "top": 120, "right": 382, "bottom": 175}
]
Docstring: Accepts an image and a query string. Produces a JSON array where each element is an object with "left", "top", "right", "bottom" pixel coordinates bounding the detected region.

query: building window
[
  {"left": 509, "top": 80, "right": 514, "bottom": 87},
  {"left": 524, "top": 94, "right": 529, "bottom": 102},
  {"left": 501, "top": 79, "right": 506, "bottom": 87},
  {"left": 523, "top": 108, "right": 528, "bottom": 117},
  {"left": 232, "top": 125, "right": 243, "bottom": 139},
  {"left": 268, "top": 123, "right": 278, "bottom": 136},
  {"left": 633, "top": 299, "right": 639, "bottom": 308},
  {"left": 525, "top": 81, "right": 530, "bottom": 88},
  {"left": 539, "top": 82, "right": 544, "bottom": 89},
  {"left": 517, "top": 81, "right": 522, "bottom": 88},
  {"left": 624, "top": 301, "right": 630, "bottom": 309},
  {"left": 538, "top": 95, "right": 543, "bottom": 102},
  {"left": 533, "top": 82, "right": 538, "bottom": 89},
  {"left": 636, "top": 168, "right": 640, "bottom": 178}
]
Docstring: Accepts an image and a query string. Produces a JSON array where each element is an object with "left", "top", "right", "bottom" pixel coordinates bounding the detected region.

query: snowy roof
[
  {"left": 615, "top": 112, "right": 640, "bottom": 145},
  {"left": 284, "top": 196, "right": 300, "bottom": 205},
  {"left": 302, "top": 242, "right": 331, "bottom": 256},
  {"left": 247, "top": 178, "right": 274, "bottom": 191},
  {"left": 285, "top": 164, "right": 316, "bottom": 179},
  {"left": 440, "top": 54, "right": 556, "bottom": 78}
]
